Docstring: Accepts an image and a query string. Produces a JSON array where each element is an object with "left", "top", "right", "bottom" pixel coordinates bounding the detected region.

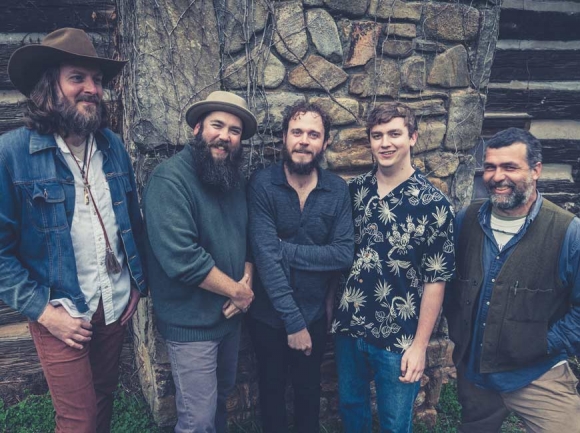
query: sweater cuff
[{"left": 284, "top": 312, "right": 307, "bottom": 335}]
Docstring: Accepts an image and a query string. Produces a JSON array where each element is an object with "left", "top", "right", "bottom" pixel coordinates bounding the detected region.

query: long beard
[
  {"left": 56, "top": 95, "right": 102, "bottom": 137},
  {"left": 486, "top": 175, "right": 534, "bottom": 211},
  {"left": 282, "top": 145, "right": 323, "bottom": 175},
  {"left": 190, "top": 131, "right": 243, "bottom": 193}
]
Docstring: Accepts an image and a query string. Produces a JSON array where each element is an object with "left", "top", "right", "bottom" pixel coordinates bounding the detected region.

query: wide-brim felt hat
[
  {"left": 185, "top": 91, "right": 258, "bottom": 140},
  {"left": 8, "top": 28, "right": 127, "bottom": 97}
]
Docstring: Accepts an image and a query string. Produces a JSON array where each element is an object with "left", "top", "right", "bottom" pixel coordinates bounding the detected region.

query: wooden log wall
[{"left": 0, "top": 0, "right": 125, "bottom": 404}]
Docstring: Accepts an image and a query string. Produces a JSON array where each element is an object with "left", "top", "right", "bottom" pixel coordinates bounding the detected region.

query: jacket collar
[
  {"left": 271, "top": 161, "right": 332, "bottom": 191},
  {"left": 29, "top": 129, "right": 110, "bottom": 154}
]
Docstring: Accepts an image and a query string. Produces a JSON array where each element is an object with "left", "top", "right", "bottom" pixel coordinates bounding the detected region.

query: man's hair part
[
  {"left": 485, "top": 127, "right": 542, "bottom": 167},
  {"left": 366, "top": 102, "right": 417, "bottom": 139},
  {"left": 281, "top": 101, "right": 331, "bottom": 143}
]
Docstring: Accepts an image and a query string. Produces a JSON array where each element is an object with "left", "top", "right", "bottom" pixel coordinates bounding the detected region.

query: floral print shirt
[{"left": 332, "top": 169, "right": 455, "bottom": 352}]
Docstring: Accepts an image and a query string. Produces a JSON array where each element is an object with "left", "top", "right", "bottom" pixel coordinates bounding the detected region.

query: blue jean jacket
[{"left": 0, "top": 127, "right": 147, "bottom": 320}]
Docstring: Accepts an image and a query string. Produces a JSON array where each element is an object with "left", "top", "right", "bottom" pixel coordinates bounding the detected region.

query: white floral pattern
[{"left": 333, "top": 170, "right": 455, "bottom": 353}]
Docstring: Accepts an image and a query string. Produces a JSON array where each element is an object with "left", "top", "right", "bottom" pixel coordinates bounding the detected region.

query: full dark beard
[
  {"left": 282, "top": 145, "right": 323, "bottom": 175},
  {"left": 56, "top": 95, "right": 102, "bottom": 137},
  {"left": 190, "top": 131, "right": 243, "bottom": 193}
]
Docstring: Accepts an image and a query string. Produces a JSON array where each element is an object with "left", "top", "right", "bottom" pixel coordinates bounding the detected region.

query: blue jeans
[
  {"left": 335, "top": 335, "right": 420, "bottom": 433},
  {"left": 166, "top": 326, "right": 241, "bottom": 433}
]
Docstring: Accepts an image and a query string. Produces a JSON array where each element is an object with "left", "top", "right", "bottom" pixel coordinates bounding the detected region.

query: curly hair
[
  {"left": 485, "top": 127, "right": 542, "bottom": 167},
  {"left": 281, "top": 101, "right": 331, "bottom": 143},
  {"left": 23, "top": 66, "right": 108, "bottom": 136}
]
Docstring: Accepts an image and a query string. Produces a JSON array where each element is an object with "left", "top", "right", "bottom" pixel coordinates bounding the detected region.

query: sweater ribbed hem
[{"left": 157, "top": 315, "right": 241, "bottom": 342}]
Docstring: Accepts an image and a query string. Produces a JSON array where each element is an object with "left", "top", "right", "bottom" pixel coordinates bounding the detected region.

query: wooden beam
[
  {"left": 499, "top": 8, "right": 580, "bottom": 41},
  {"left": 0, "top": 301, "right": 26, "bottom": 327},
  {"left": 1, "top": 0, "right": 116, "bottom": 33}
]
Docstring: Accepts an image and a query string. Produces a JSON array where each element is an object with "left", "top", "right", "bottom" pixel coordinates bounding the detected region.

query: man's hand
[
  {"left": 399, "top": 342, "right": 426, "bottom": 383},
  {"left": 288, "top": 328, "right": 312, "bottom": 356},
  {"left": 120, "top": 286, "right": 142, "bottom": 326},
  {"left": 222, "top": 300, "right": 241, "bottom": 319},
  {"left": 230, "top": 273, "right": 254, "bottom": 313},
  {"left": 37, "top": 304, "right": 93, "bottom": 350}
]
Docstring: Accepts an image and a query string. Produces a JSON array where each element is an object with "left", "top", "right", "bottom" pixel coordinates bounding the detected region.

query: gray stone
[
  {"left": 288, "top": 55, "right": 348, "bottom": 90},
  {"left": 324, "top": 0, "right": 370, "bottom": 17},
  {"left": 304, "top": 0, "right": 325, "bottom": 5},
  {"left": 306, "top": 9, "right": 343, "bottom": 63},
  {"left": 401, "top": 56, "right": 425, "bottom": 91},
  {"left": 329, "top": 127, "right": 367, "bottom": 151},
  {"left": 273, "top": 1, "right": 308, "bottom": 63},
  {"left": 444, "top": 90, "right": 486, "bottom": 151},
  {"left": 349, "top": 58, "right": 401, "bottom": 98},
  {"left": 384, "top": 23, "right": 417, "bottom": 38},
  {"left": 223, "top": 48, "right": 285, "bottom": 89},
  {"left": 220, "top": 0, "right": 269, "bottom": 54},
  {"left": 309, "top": 97, "right": 360, "bottom": 126},
  {"left": 425, "top": 151, "right": 460, "bottom": 177},
  {"left": 405, "top": 99, "right": 446, "bottom": 116},
  {"left": 368, "top": 0, "right": 422, "bottom": 22},
  {"left": 343, "top": 21, "right": 381, "bottom": 68},
  {"left": 382, "top": 39, "right": 415, "bottom": 58},
  {"left": 470, "top": 6, "right": 501, "bottom": 88},
  {"left": 423, "top": 3, "right": 480, "bottom": 42},
  {"left": 451, "top": 155, "right": 476, "bottom": 210},
  {"left": 415, "top": 39, "right": 448, "bottom": 53},
  {"left": 428, "top": 45, "right": 470, "bottom": 88},
  {"left": 415, "top": 121, "right": 446, "bottom": 154},
  {"left": 326, "top": 146, "right": 373, "bottom": 170},
  {"left": 254, "top": 92, "right": 306, "bottom": 132}
]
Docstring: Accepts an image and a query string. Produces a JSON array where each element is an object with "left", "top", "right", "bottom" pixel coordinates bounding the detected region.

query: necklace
[{"left": 68, "top": 136, "right": 94, "bottom": 205}]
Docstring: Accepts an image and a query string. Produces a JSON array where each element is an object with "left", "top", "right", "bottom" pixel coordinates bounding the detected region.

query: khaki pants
[
  {"left": 457, "top": 362, "right": 580, "bottom": 433},
  {"left": 29, "top": 300, "right": 126, "bottom": 433}
]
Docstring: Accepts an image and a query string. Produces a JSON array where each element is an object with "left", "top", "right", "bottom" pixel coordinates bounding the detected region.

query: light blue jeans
[
  {"left": 166, "top": 326, "right": 240, "bottom": 433},
  {"left": 335, "top": 335, "right": 420, "bottom": 433}
]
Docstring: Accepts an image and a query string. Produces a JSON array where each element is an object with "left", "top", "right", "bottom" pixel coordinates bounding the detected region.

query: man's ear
[
  {"left": 193, "top": 122, "right": 201, "bottom": 136},
  {"left": 531, "top": 161, "right": 542, "bottom": 181},
  {"left": 409, "top": 131, "right": 418, "bottom": 148}
]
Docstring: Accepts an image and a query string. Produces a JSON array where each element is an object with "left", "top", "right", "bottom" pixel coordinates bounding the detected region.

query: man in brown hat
[
  {"left": 143, "top": 91, "right": 257, "bottom": 433},
  {"left": 0, "top": 28, "right": 147, "bottom": 432}
]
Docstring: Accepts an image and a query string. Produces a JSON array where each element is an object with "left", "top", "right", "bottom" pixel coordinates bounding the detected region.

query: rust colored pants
[{"left": 29, "top": 301, "right": 126, "bottom": 433}]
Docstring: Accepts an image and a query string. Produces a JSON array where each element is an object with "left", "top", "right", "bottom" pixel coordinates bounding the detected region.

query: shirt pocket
[
  {"left": 24, "top": 182, "right": 68, "bottom": 232},
  {"left": 306, "top": 211, "right": 335, "bottom": 245}
]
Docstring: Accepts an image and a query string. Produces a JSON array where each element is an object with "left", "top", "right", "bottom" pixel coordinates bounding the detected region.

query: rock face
[
  {"left": 220, "top": 0, "right": 269, "bottom": 54},
  {"left": 384, "top": 23, "right": 417, "bottom": 38},
  {"left": 402, "top": 56, "right": 426, "bottom": 91},
  {"left": 324, "top": 0, "right": 370, "bottom": 16},
  {"left": 425, "top": 151, "right": 460, "bottom": 177},
  {"left": 273, "top": 1, "right": 308, "bottom": 63},
  {"left": 254, "top": 92, "right": 306, "bottom": 133},
  {"left": 343, "top": 21, "right": 382, "bottom": 68},
  {"left": 444, "top": 90, "right": 486, "bottom": 151},
  {"left": 306, "top": 9, "right": 343, "bottom": 62},
  {"left": 349, "top": 58, "right": 401, "bottom": 98},
  {"left": 428, "top": 45, "right": 470, "bottom": 88},
  {"left": 309, "top": 97, "right": 360, "bottom": 126},
  {"left": 423, "top": 3, "right": 480, "bottom": 42},
  {"left": 224, "top": 48, "right": 286, "bottom": 89},
  {"left": 415, "top": 121, "right": 446, "bottom": 154},
  {"left": 289, "top": 55, "right": 348, "bottom": 90},
  {"left": 382, "top": 39, "right": 415, "bottom": 58},
  {"left": 368, "top": 0, "right": 423, "bottom": 21}
]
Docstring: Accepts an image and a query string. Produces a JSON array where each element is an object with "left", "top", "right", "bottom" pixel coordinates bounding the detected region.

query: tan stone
[
  {"left": 444, "top": 90, "right": 485, "bottom": 151},
  {"left": 428, "top": 45, "right": 470, "bottom": 88},
  {"left": 254, "top": 92, "right": 306, "bottom": 132},
  {"left": 427, "top": 177, "right": 450, "bottom": 195},
  {"left": 348, "top": 58, "right": 401, "bottom": 98},
  {"left": 273, "top": 1, "right": 308, "bottom": 63},
  {"left": 368, "top": 0, "right": 422, "bottom": 22},
  {"left": 223, "top": 48, "right": 285, "bottom": 89},
  {"left": 309, "top": 97, "right": 360, "bottom": 126},
  {"left": 425, "top": 152, "right": 460, "bottom": 177},
  {"left": 326, "top": 146, "right": 372, "bottom": 170},
  {"left": 324, "top": 0, "right": 370, "bottom": 17},
  {"left": 381, "top": 39, "right": 415, "bottom": 58},
  {"left": 415, "top": 121, "right": 446, "bottom": 154},
  {"left": 423, "top": 3, "right": 480, "bottom": 42},
  {"left": 364, "top": 99, "right": 445, "bottom": 117},
  {"left": 401, "top": 56, "right": 425, "bottom": 91},
  {"left": 289, "top": 55, "right": 348, "bottom": 90},
  {"left": 384, "top": 23, "right": 417, "bottom": 38},
  {"left": 306, "top": 8, "right": 343, "bottom": 62},
  {"left": 330, "top": 127, "right": 367, "bottom": 151},
  {"left": 222, "top": 0, "right": 269, "bottom": 54},
  {"left": 343, "top": 21, "right": 381, "bottom": 68},
  {"left": 413, "top": 157, "right": 425, "bottom": 172}
]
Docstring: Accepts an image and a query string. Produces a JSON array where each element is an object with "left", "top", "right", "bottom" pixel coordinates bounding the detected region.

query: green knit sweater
[{"left": 143, "top": 145, "right": 248, "bottom": 341}]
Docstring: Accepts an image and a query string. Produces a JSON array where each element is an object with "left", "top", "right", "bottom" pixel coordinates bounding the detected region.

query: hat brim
[
  {"left": 185, "top": 100, "right": 258, "bottom": 140},
  {"left": 8, "top": 45, "right": 127, "bottom": 96}
]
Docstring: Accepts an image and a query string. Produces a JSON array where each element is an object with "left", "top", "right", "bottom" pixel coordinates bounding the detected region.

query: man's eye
[{"left": 483, "top": 166, "right": 495, "bottom": 171}]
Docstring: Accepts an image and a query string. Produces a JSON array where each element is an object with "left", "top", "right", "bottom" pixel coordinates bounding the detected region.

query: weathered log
[
  {"left": 481, "top": 112, "right": 531, "bottom": 137},
  {"left": 486, "top": 81, "right": 580, "bottom": 119},
  {"left": 0, "top": 32, "right": 113, "bottom": 90},
  {"left": 1, "top": 0, "right": 115, "bottom": 33},
  {"left": 491, "top": 41, "right": 580, "bottom": 82},
  {"left": 0, "top": 302, "right": 27, "bottom": 327},
  {"left": 499, "top": 9, "right": 580, "bottom": 41}
]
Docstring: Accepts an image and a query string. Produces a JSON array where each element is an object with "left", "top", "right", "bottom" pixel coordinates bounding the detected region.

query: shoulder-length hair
[{"left": 23, "top": 66, "right": 108, "bottom": 136}]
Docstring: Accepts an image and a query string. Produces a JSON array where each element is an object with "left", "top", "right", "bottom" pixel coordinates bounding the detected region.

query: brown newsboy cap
[
  {"left": 185, "top": 91, "right": 258, "bottom": 140},
  {"left": 8, "top": 28, "right": 127, "bottom": 97}
]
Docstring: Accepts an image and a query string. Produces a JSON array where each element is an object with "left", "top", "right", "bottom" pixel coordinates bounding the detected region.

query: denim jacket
[{"left": 0, "top": 127, "right": 147, "bottom": 321}]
